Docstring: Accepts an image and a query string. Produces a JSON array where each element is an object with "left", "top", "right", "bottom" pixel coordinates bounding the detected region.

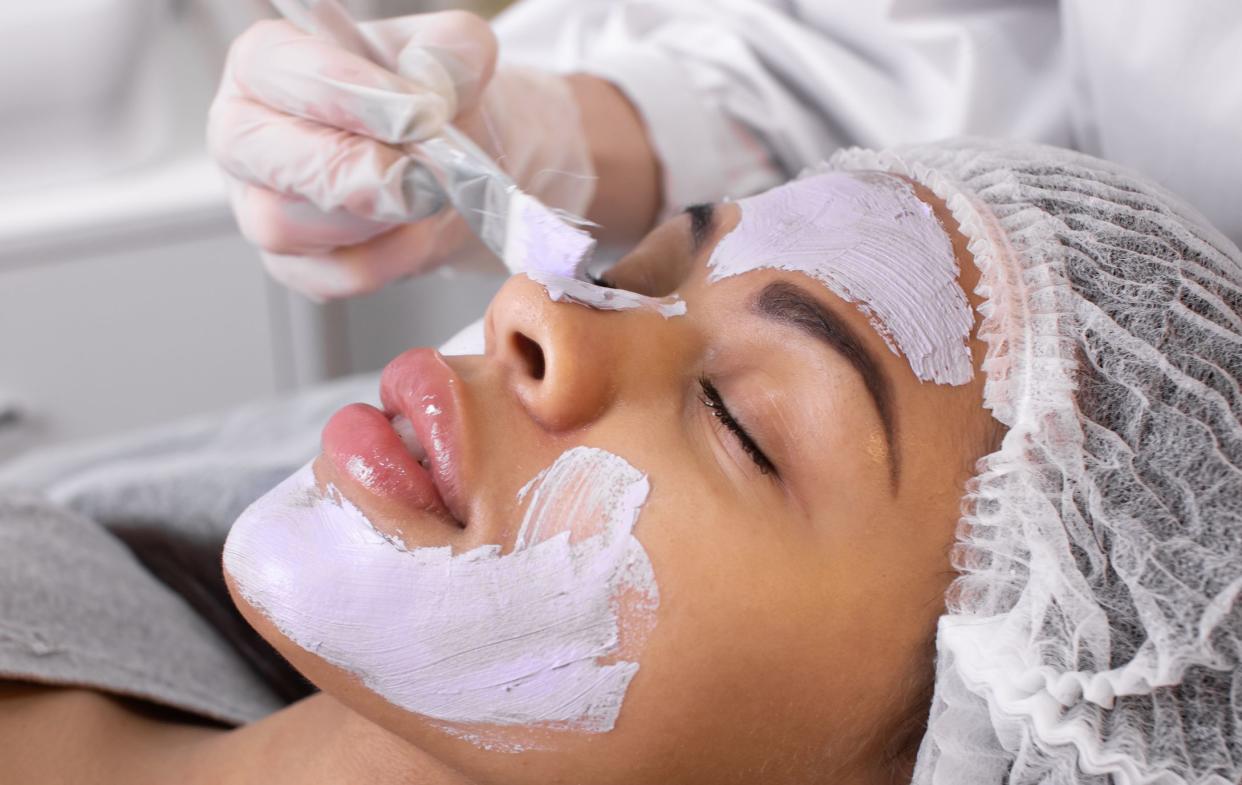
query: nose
[{"left": 486, "top": 275, "right": 630, "bottom": 432}]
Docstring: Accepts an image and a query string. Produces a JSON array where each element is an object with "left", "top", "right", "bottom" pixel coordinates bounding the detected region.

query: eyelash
[
  {"left": 698, "top": 377, "right": 776, "bottom": 477},
  {"left": 591, "top": 274, "right": 774, "bottom": 478}
]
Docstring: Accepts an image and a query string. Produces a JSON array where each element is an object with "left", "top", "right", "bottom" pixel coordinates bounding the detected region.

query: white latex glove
[{"left": 208, "top": 11, "right": 595, "bottom": 301}]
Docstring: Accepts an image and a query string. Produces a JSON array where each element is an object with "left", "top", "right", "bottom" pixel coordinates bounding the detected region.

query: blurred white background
[{"left": 0, "top": 0, "right": 510, "bottom": 461}]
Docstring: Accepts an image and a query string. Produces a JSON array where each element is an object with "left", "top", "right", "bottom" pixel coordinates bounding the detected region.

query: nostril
[{"left": 511, "top": 332, "right": 546, "bottom": 381}]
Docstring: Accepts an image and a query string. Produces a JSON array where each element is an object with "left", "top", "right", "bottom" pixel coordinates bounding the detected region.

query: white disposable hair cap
[{"left": 829, "top": 139, "right": 1242, "bottom": 785}]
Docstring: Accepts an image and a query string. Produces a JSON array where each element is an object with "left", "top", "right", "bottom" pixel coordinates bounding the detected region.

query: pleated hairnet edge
[
  {"left": 817, "top": 142, "right": 1242, "bottom": 785},
  {"left": 821, "top": 144, "right": 1073, "bottom": 784}
]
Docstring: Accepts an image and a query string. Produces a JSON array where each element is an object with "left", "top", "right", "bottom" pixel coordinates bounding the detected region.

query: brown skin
[
  {"left": 0, "top": 682, "right": 218, "bottom": 785},
  {"left": 0, "top": 681, "right": 472, "bottom": 785},
  {"left": 226, "top": 179, "right": 997, "bottom": 785},
  {"left": 566, "top": 73, "right": 663, "bottom": 246},
  {"left": 0, "top": 175, "right": 995, "bottom": 784}
]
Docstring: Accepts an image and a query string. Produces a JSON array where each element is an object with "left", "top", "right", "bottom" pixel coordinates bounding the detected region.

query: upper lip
[{"left": 379, "top": 348, "right": 470, "bottom": 526}]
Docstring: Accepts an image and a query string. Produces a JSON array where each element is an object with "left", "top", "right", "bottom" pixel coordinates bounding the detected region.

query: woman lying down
[{"left": 1, "top": 139, "right": 1240, "bottom": 785}]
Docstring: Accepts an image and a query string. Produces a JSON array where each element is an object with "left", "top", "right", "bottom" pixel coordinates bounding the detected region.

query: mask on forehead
[{"left": 708, "top": 170, "right": 974, "bottom": 386}]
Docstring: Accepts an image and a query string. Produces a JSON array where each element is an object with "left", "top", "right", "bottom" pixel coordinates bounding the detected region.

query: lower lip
[{"left": 321, "top": 402, "right": 455, "bottom": 522}]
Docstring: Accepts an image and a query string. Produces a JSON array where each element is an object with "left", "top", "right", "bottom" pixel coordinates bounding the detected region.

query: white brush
[{"left": 269, "top": 0, "right": 597, "bottom": 278}]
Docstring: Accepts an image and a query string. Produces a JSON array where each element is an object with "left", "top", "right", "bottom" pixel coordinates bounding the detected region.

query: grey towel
[{"left": 0, "top": 371, "right": 380, "bottom": 725}]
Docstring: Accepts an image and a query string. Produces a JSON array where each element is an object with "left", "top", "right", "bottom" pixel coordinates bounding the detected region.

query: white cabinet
[
  {"left": 0, "top": 227, "right": 282, "bottom": 459},
  {"left": 0, "top": 138, "right": 505, "bottom": 464}
]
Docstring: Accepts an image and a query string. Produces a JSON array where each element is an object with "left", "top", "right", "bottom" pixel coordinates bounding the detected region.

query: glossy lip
[
  {"left": 378, "top": 348, "right": 471, "bottom": 526},
  {"left": 319, "top": 348, "right": 470, "bottom": 527}
]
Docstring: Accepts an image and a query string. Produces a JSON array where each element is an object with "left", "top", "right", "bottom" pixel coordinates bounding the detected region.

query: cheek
[
  {"left": 603, "top": 494, "right": 836, "bottom": 776},
  {"left": 621, "top": 489, "right": 942, "bottom": 781},
  {"left": 222, "top": 447, "right": 662, "bottom": 753}
]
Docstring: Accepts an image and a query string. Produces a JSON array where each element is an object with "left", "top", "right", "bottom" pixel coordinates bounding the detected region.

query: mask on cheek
[{"left": 223, "top": 446, "right": 658, "bottom": 746}]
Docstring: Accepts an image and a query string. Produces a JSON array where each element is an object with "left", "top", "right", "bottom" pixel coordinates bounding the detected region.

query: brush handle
[{"left": 268, "top": 0, "right": 519, "bottom": 257}]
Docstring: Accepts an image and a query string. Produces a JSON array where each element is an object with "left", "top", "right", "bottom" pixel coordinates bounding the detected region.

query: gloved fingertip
[
  {"left": 228, "top": 18, "right": 311, "bottom": 80},
  {"left": 236, "top": 188, "right": 308, "bottom": 256},
  {"left": 262, "top": 252, "right": 351, "bottom": 302}
]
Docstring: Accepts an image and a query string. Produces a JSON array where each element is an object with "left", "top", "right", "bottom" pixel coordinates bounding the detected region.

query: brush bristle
[{"left": 502, "top": 191, "right": 596, "bottom": 278}]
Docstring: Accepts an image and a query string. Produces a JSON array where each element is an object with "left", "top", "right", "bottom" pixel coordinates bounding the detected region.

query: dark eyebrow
[
  {"left": 684, "top": 203, "right": 715, "bottom": 255},
  {"left": 752, "top": 281, "right": 900, "bottom": 488}
]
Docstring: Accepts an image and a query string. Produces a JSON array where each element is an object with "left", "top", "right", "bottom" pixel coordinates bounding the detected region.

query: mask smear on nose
[
  {"left": 223, "top": 446, "right": 658, "bottom": 752},
  {"left": 525, "top": 269, "right": 687, "bottom": 318},
  {"left": 708, "top": 170, "right": 974, "bottom": 385}
]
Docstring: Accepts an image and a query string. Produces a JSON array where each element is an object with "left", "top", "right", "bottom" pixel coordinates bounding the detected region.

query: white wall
[{"left": 0, "top": 0, "right": 504, "bottom": 461}]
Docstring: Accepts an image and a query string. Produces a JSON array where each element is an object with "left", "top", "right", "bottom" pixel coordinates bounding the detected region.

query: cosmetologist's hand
[{"left": 208, "top": 11, "right": 596, "bottom": 301}]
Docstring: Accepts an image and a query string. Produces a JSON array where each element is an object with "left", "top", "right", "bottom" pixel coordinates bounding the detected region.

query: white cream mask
[
  {"left": 223, "top": 446, "right": 657, "bottom": 738},
  {"left": 708, "top": 170, "right": 974, "bottom": 385},
  {"left": 524, "top": 269, "right": 687, "bottom": 318}
]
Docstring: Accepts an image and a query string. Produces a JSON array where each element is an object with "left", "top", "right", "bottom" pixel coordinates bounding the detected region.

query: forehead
[{"left": 706, "top": 170, "right": 975, "bottom": 388}]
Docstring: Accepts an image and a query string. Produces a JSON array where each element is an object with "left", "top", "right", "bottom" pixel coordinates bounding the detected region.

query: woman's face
[{"left": 226, "top": 172, "right": 998, "bottom": 785}]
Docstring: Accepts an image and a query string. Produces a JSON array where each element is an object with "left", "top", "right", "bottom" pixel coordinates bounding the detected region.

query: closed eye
[{"left": 699, "top": 377, "right": 777, "bottom": 477}]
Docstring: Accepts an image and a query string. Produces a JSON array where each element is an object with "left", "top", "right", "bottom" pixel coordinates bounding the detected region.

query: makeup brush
[{"left": 268, "top": 0, "right": 597, "bottom": 278}]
